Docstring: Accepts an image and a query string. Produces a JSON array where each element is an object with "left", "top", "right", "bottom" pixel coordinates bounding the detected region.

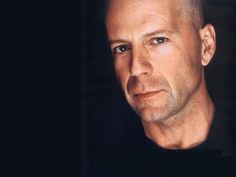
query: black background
[{"left": 81, "top": 0, "right": 236, "bottom": 176}]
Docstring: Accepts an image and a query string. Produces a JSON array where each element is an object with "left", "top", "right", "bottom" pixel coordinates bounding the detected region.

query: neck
[{"left": 141, "top": 79, "right": 215, "bottom": 150}]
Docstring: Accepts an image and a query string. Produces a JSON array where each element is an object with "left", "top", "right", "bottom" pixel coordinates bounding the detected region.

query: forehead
[
  {"left": 107, "top": 0, "right": 181, "bottom": 13},
  {"left": 106, "top": 0, "right": 185, "bottom": 37}
]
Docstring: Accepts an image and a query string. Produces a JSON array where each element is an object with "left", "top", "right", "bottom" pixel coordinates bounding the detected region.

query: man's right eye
[{"left": 112, "top": 45, "right": 130, "bottom": 54}]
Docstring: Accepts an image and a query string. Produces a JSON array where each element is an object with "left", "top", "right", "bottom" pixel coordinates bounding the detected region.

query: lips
[{"left": 134, "top": 91, "right": 161, "bottom": 99}]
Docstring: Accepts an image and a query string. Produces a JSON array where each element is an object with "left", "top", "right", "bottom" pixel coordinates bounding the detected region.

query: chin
[{"left": 135, "top": 106, "right": 171, "bottom": 123}]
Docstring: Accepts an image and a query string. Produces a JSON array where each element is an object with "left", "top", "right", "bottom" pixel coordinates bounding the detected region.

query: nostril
[{"left": 130, "top": 73, "right": 136, "bottom": 77}]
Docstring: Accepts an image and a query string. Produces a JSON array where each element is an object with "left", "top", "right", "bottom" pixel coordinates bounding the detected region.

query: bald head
[
  {"left": 187, "top": 0, "right": 204, "bottom": 28},
  {"left": 105, "top": 0, "right": 204, "bottom": 29}
]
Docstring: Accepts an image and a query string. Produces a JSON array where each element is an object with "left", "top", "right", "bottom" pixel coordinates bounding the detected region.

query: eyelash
[
  {"left": 113, "top": 45, "right": 130, "bottom": 54},
  {"left": 150, "top": 37, "right": 168, "bottom": 45},
  {"left": 112, "top": 37, "right": 168, "bottom": 55}
]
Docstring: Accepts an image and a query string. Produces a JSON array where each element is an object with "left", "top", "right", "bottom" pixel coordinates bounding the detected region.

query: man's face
[{"left": 106, "top": 0, "right": 205, "bottom": 123}]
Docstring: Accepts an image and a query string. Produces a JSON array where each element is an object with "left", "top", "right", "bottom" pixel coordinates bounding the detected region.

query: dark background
[{"left": 81, "top": 0, "right": 236, "bottom": 176}]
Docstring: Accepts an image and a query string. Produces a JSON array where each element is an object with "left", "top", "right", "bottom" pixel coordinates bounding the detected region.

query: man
[
  {"left": 106, "top": 0, "right": 217, "bottom": 150},
  {"left": 83, "top": 0, "right": 236, "bottom": 176}
]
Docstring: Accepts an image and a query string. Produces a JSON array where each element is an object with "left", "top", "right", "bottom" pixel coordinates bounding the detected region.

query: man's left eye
[{"left": 151, "top": 37, "right": 168, "bottom": 45}]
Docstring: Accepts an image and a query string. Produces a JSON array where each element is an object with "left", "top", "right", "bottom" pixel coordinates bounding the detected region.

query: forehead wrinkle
[
  {"left": 107, "top": 0, "right": 185, "bottom": 43},
  {"left": 147, "top": 13, "right": 169, "bottom": 22}
]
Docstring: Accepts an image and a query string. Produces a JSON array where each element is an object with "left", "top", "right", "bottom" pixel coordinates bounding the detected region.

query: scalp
[
  {"left": 186, "top": 0, "right": 204, "bottom": 28},
  {"left": 105, "top": 0, "right": 205, "bottom": 29}
]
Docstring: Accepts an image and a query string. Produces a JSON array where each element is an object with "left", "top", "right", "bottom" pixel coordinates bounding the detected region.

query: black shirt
[{"left": 86, "top": 99, "right": 236, "bottom": 177}]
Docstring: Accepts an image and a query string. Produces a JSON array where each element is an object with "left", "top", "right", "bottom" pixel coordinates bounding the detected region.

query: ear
[{"left": 199, "top": 24, "right": 216, "bottom": 66}]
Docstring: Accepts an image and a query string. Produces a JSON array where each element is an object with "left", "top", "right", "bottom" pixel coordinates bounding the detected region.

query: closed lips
[{"left": 134, "top": 91, "right": 161, "bottom": 99}]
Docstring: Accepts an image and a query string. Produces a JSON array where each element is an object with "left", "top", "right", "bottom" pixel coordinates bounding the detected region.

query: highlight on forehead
[{"left": 105, "top": 0, "right": 204, "bottom": 28}]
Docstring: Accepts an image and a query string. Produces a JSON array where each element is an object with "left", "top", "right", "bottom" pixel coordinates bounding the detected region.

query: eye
[
  {"left": 151, "top": 37, "right": 168, "bottom": 45},
  {"left": 113, "top": 45, "right": 130, "bottom": 54}
]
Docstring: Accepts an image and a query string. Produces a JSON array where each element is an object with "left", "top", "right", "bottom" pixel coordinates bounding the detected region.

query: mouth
[{"left": 134, "top": 91, "right": 162, "bottom": 100}]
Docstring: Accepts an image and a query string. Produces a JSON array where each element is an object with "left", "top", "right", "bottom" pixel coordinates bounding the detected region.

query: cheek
[
  {"left": 150, "top": 44, "right": 201, "bottom": 96},
  {"left": 149, "top": 44, "right": 181, "bottom": 78},
  {"left": 114, "top": 59, "right": 130, "bottom": 91}
]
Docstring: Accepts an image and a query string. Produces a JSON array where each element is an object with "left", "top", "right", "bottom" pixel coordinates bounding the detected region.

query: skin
[{"left": 106, "top": 0, "right": 216, "bottom": 149}]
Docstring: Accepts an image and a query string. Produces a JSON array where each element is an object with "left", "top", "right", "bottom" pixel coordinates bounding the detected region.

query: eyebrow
[
  {"left": 109, "top": 39, "right": 129, "bottom": 45},
  {"left": 109, "top": 29, "right": 173, "bottom": 45},
  {"left": 143, "top": 29, "right": 173, "bottom": 38}
]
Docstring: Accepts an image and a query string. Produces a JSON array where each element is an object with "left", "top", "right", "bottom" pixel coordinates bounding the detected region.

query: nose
[{"left": 130, "top": 47, "right": 153, "bottom": 77}]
